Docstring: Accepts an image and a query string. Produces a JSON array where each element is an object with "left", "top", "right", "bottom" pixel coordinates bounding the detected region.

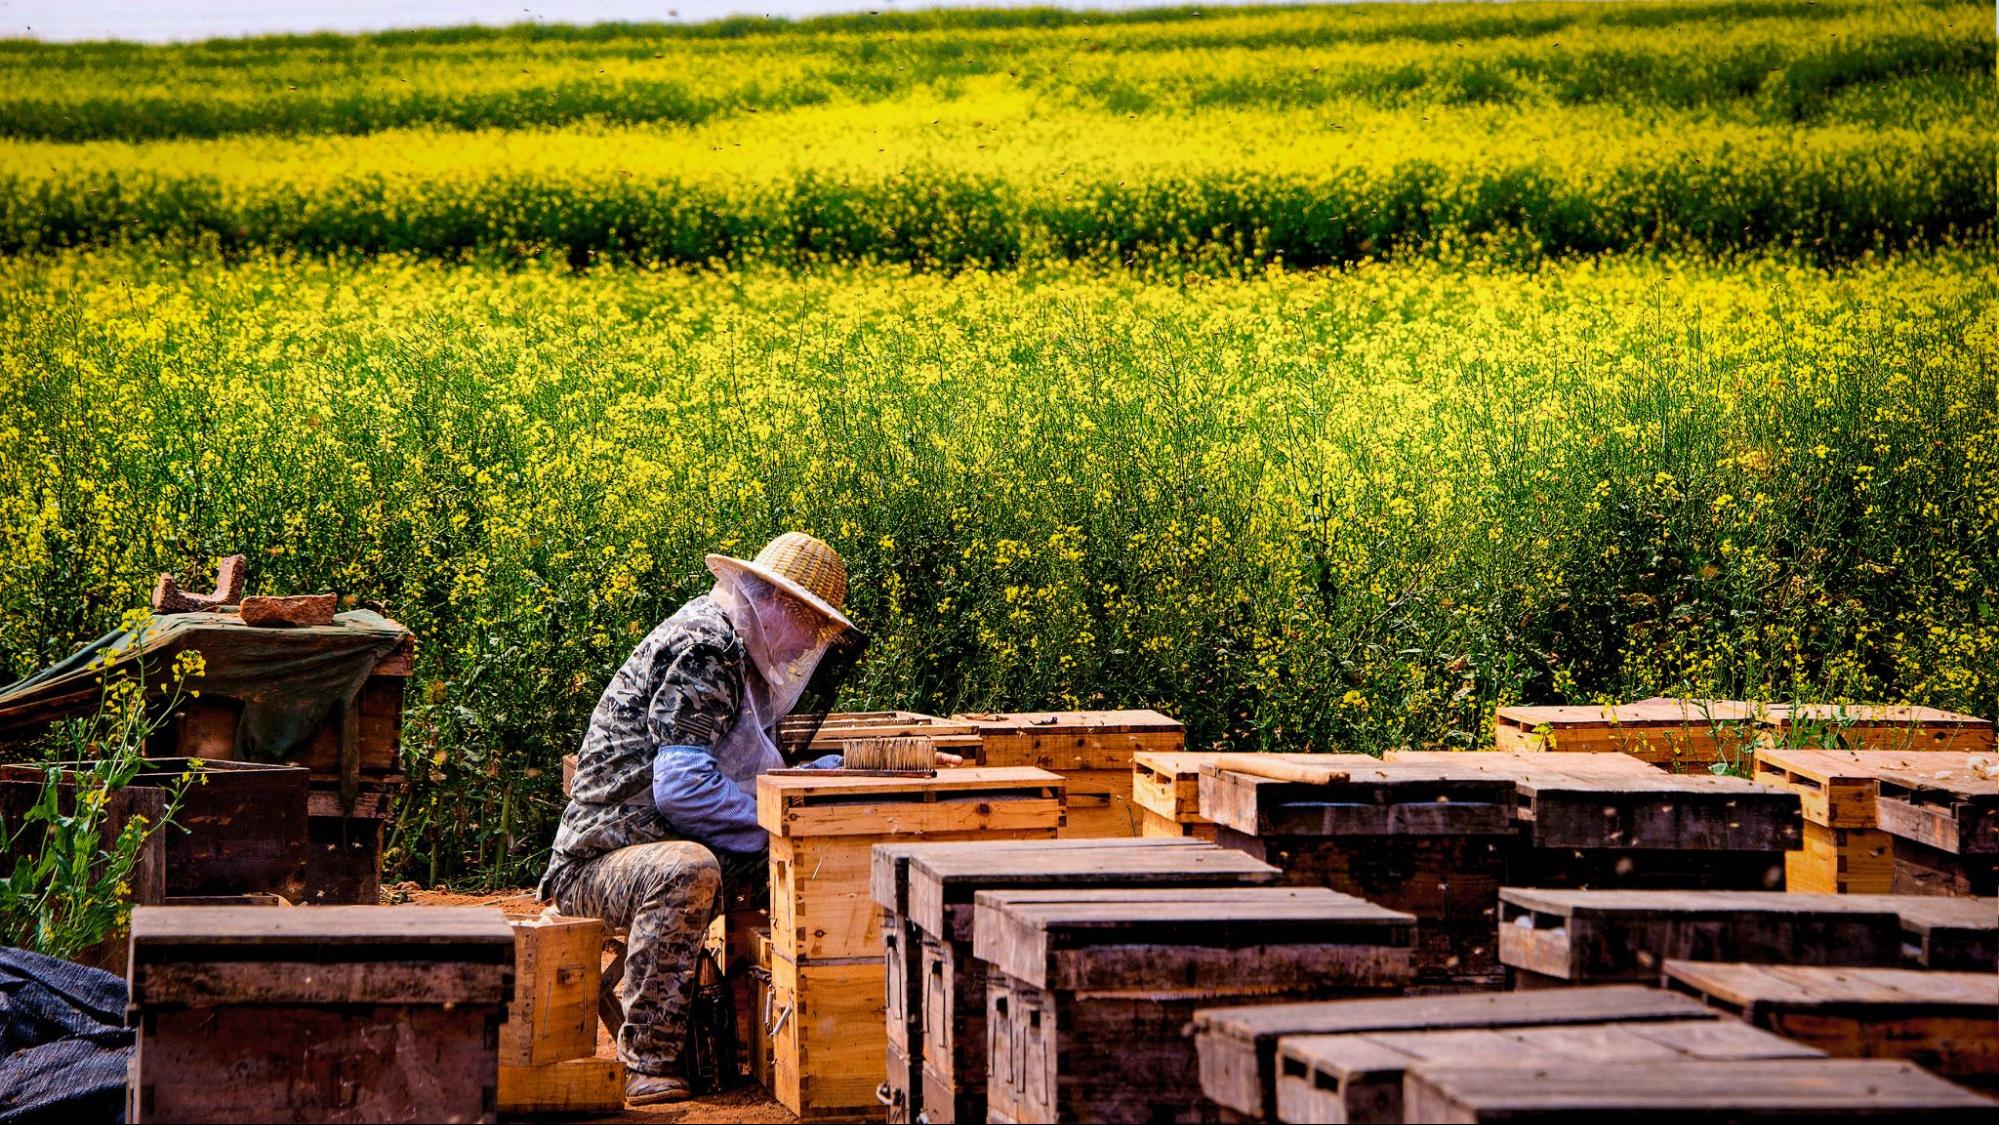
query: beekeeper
[{"left": 539, "top": 532, "right": 864, "bottom": 1105}]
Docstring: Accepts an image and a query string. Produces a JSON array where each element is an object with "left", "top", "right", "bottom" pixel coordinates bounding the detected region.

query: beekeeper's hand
[{"left": 935, "top": 750, "right": 965, "bottom": 767}]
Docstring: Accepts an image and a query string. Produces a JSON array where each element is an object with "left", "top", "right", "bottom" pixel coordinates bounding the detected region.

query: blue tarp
[{"left": 0, "top": 946, "right": 129, "bottom": 1124}]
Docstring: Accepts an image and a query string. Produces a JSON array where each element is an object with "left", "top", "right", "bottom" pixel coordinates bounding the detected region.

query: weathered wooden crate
[
  {"left": 0, "top": 757, "right": 309, "bottom": 902},
  {"left": 758, "top": 767, "right": 1064, "bottom": 1122},
  {"left": 976, "top": 886, "right": 1414, "bottom": 1124},
  {"left": 1402, "top": 1058, "right": 1993, "bottom": 1122},
  {"left": 1837, "top": 894, "right": 1998, "bottom": 970},
  {"left": 1132, "top": 751, "right": 1225, "bottom": 839},
  {"left": 1664, "top": 960, "right": 1999, "bottom": 1089},
  {"left": 1497, "top": 889, "right": 1906, "bottom": 985},
  {"left": 303, "top": 780, "right": 395, "bottom": 904},
  {"left": 1277, "top": 1017, "right": 1821, "bottom": 1124},
  {"left": 1201, "top": 755, "right": 1520, "bottom": 989},
  {"left": 500, "top": 915, "right": 601, "bottom": 1070},
  {"left": 126, "top": 904, "right": 515, "bottom": 1124},
  {"left": 1873, "top": 755, "right": 1998, "bottom": 896},
  {"left": 873, "top": 838, "right": 1278, "bottom": 1125},
  {"left": 1493, "top": 697, "right": 1761, "bottom": 767},
  {"left": 955, "top": 710, "right": 1185, "bottom": 838},
  {"left": 1194, "top": 985, "right": 1715, "bottom": 1123},
  {"left": 1761, "top": 703, "right": 1995, "bottom": 755}
]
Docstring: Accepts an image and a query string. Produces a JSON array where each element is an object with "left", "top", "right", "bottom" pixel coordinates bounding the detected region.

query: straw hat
[{"left": 706, "top": 532, "right": 855, "bottom": 633}]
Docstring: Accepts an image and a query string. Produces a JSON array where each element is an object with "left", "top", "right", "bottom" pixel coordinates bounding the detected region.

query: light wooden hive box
[
  {"left": 973, "top": 885, "right": 1415, "bottom": 1125},
  {"left": 125, "top": 904, "right": 515, "bottom": 1124},
  {"left": 1756, "top": 748, "right": 1998, "bottom": 897},
  {"left": 869, "top": 837, "right": 1280, "bottom": 1125},
  {"left": 498, "top": 914, "right": 622, "bottom": 1116},
  {"left": 954, "top": 710, "right": 1184, "bottom": 838},
  {"left": 1493, "top": 696, "right": 1760, "bottom": 769},
  {"left": 755, "top": 766, "right": 1065, "bottom": 1122}
]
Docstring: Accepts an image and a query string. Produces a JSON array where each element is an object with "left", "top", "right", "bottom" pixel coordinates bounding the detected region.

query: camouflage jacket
[{"left": 538, "top": 596, "right": 747, "bottom": 899}]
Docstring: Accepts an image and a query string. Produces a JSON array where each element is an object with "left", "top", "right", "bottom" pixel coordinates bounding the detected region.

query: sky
[{"left": 1, "top": 0, "right": 1322, "bottom": 43}]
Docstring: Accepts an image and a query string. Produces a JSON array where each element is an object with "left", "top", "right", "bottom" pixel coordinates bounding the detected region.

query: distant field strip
[{"left": 0, "top": 0, "right": 1988, "bottom": 266}]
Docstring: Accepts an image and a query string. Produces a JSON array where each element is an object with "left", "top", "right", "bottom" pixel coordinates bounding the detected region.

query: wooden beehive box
[
  {"left": 1199, "top": 754, "right": 1520, "bottom": 989},
  {"left": 1664, "top": 961, "right": 1999, "bottom": 1090},
  {"left": 1276, "top": 1016, "right": 1821, "bottom": 1124},
  {"left": 1493, "top": 697, "right": 1760, "bottom": 768},
  {"left": 1194, "top": 986, "right": 1717, "bottom": 1124},
  {"left": 954, "top": 710, "right": 1184, "bottom": 838},
  {"left": 1401, "top": 1058, "right": 1992, "bottom": 1123},
  {"left": 872, "top": 838, "right": 1279, "bottom": 1125},
  {"left": 498, "top": 914, "right": 620, "bottom": 1115},
  {"left": 975, "top": 886, "right": 1414, "bottom": 1125},
  {"left": 1507, "top": 754, "right": 1802, "bottom": 889},
  {"left": 126, "top": 904, "right": 515, "bottom": 1124},
  {"left": 1839, "top": 894, "right": 1998, "bottom": 970},
  {"left": 1761, "top": 703, "right": 1994, "bottom": 755},
  {"left": 1131, "top": 750, "right": 1224, "bottom": 839},
  {"left": 1497, "top": 889, "right": 1907, "bottom": 986},
  {"left": 1756, "top": 748, "right": 1905, "bottom": 894},
  {"left": 1872, "top": 754, "right": 1998, "bottom": 896},
  {"left": 757, "top": 767, "right": 1064, "bottom": 1122}
]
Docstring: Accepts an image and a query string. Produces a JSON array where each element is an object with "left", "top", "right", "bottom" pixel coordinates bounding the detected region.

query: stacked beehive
[
  {"left": 497, "top": 915, "right": 622, "bottom": 1116},
  {"left": 756, "top": 767, "right": 1064, "bottom": 1121},
  {"left": 1198, "top": 754, "right": 1519, "bottom": 990},
  {"left": 870, "top": 838, "right": 1280, "bottom": 1123},
  {"left": 976, "top": 886, "right": 1414, "bottom": 1123},
  {"left": 954, "top": 710, "right": 1184, "bottom": 837},
  {"left": 1757, "top": 749, "right": 1999, "bottom": 896}
]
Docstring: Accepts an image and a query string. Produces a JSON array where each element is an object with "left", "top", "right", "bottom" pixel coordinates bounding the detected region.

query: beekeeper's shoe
[{"left": 626, "top": 1073, "right": 693, "bottom": 1106}]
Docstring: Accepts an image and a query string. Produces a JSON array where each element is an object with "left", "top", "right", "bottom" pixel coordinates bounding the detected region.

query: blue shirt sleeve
[
  {"left": 799, "top": 753, "right": 843, "bottom": 769},
  {"left": 651, "top": 744, "right": 766, "bottom": 856}
]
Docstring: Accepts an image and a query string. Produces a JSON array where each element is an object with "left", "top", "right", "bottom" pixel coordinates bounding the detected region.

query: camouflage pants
[{"left": 552, "top": 841, "right": 763, "bottom": 1077}]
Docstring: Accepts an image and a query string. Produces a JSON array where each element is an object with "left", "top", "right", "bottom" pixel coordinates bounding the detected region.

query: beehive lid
[
  {"left": 1406, "top": 1059, "right": 1994, "bottom": 1118},
  {"left": 1497, "top": 697, "right": 1759, "bottom": 730},
  {"left": 1765, "top": 703, "right": 1992, "bottom": 730},
  {"left": 1663, "top": 961, "right": 1999, "bottom": 1019},
  {"left": 973, "top": 885, "right": 1414, "bottom": 990},
  {"left": 897, "top": 837, "right": 1278, "bottom": 938},
  {"left": 132, "top": 904, "right": 514, "bottom": 952},
  {"left": 757, "top": 765, "right": 1064, "bottom": 838},
  {"left": 1197, "top": 756, "right": 1518, "bottom": 838}
]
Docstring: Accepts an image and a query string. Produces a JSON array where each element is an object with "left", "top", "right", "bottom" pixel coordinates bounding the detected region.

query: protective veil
[{"left": 707, "top": 568, "right": 853, "bottom": 793}]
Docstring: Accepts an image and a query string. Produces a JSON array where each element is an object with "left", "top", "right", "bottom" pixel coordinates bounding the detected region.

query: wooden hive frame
[
  {"left": 1276, "top": 1017, "right": 1822, "bottom": 1125},
  {"left": 974, "top": 886, "right": 1415, "bottom": 1125},
  {"left": 1193, "top": 985, "right": 1717, "bottom": 1123},
  {"left": 875, "top": 838, "right": 1279, "bottom": 1124},
  {"left": 1663, "top": 960, "right": 1999, "bottom": 1089}
]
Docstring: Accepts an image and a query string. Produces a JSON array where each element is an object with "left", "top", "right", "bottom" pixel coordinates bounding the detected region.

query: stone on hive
[
  {"left": 152, "top": 554, "right": 247, "bottom": 613},
  {"left": 240, "top": 593, "right": 338, "bottom": 627}
]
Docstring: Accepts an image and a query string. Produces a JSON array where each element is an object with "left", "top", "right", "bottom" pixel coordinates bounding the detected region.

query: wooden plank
[
  {"left": 1495, "top": 890, "right": 1906, "bottom": 983},
  {"left": 973, "top": 886, "right": 1413, "bottom": 992},
  {"left": 500, "top": 915, "right": 601, "bottom": 1067},
  {"left": 498, "top": 1057, "right": 624, "bottom": 1115},
  {"left": 1277, "top": 1020, "right": 1820, "bottom": 1125},
  {"left": 130, "top": 903, "right": 515, "bottom": 948},
  {"left": 1193, "top": 986, "right": 1715, "bottom": 1121},
  {"left": 132, "top": 959, "right": 509, "bottom": 1007},
  {"left": 1197, "top": 760, "right": 1517, "bottom": 838},
  {"left": 1401, "top": 1058, "right": 1994, "bottom": 1122}
]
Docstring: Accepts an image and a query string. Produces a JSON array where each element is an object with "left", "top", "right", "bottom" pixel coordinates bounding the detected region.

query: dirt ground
[{"left": 402, "top": 887, "right": 799, "bottom": 1125}]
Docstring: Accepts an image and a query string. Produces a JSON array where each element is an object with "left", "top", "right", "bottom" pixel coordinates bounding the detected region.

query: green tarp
[{"left": 0, "top": 611, "right": 408, "bottom": 770}]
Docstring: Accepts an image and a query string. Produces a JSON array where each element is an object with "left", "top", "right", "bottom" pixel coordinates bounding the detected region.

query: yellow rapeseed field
[{"left": 0, "top": 0, "right": 1991, "bottom": 881}]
